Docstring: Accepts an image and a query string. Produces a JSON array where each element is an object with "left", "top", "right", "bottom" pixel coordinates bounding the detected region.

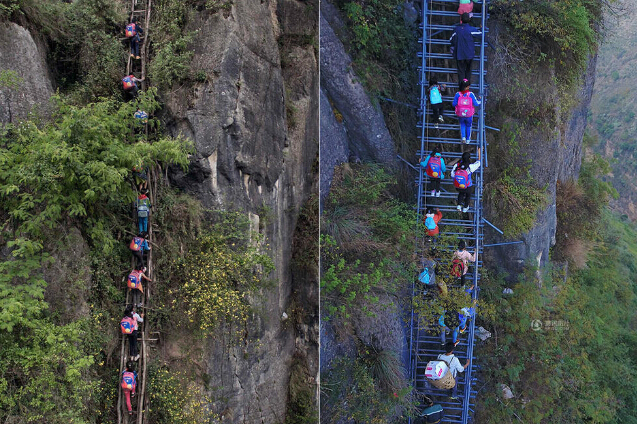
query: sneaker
[
  {"left": 434, "top": 123, "right": 439, "bottom": 129},
  {"left": 129, "top": 411, "right": 133, "bottom": 416},
  {"left": 439, "top": 115, "right": 444, "bottom": 123},
  {"left": 461, "top": 137, "right": 467, "bottom": 144},
  {"left": 457, "top": 205, "right": 462, "bottom": 211},
  {"left": 436, "top": 191, "right": 441, "bottom": 198},
  {"left": 463, "top": 206, "right": 470, "bottom": 213},
  {"left": 431, "top": 190, "right": 436, "bottom": 196},
  {"left": 130, "top": 54, "right": 135, "bottom": 58},
  {"left": 449, "top": 396, "right": 459, "bottom": 400},
  {"left": 136, "top": 56, "right": 141, "bottom": 59}
]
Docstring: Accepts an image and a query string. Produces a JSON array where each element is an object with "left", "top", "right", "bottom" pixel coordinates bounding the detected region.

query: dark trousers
[
  {"left": 430, "top": 177, "right": 441, "bottom": 191},
  {"left": 431, "top": 103, "right": 443, "bottom": 120},
  {"left": 457, "top": 186, "right": 475, "bottom": 207},
  {"left": 128, "top": 330, "right": 138, "bottom": 357},
  {"left": 457, "top": 59, "right": 473, "bottom": 85},
  {"left": 131, "top": 288, "right": 143, "bottom": 306},
  {"left": 130, "top": 35, "right": 140, "bottom": 57},
  {"left": 132, "top": 250, "right": 145, "bottom": 269}
]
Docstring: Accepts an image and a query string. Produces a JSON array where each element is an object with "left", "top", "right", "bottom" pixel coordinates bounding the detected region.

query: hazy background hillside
[{"left": 588, "top": 0, "right": 637, "bottom": 220}]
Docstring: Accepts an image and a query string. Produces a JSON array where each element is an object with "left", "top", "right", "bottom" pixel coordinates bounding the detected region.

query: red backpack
[
  {"left": 120, "top": 316, "right": 136, "bottom": 334},
  {"left": 121, "top": 371, "right": 136, "bottom": 390},
  {"left": 122, "top": 75, "right": 136, "bottom": 91},
  {"left": 130, "top": 237, "right": 143, "bottom": 251},
  {"left": 451, "top": 258, "right": 465, "bottom": 278},
  {"left": 426, "top": 156, "right": 443, "bottom": 178},
  {"left": 128, "top": 270, "right": 142, "bottom": 289},
  {"left": 455, "top": 92, "right": 475, "bottom": 117},
  {"left": 453, "top": 168, "right": 472, "bottom": 188},
  {"left": 125, "top": 23, "right": 137, "bottom": 38}
]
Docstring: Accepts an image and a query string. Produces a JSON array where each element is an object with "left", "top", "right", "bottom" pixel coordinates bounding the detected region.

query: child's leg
[
  {"left": 465, "top": 186, "right": 474, "bottom": 207},
  {"left": 465, "top": 117, "right": 473, "bottom": 142},
  {"left": 125, "top": 389, "right": 132, "bottom": 412},
  {"left": 458, "top": 117, "right": 467, "bottom": 139}
]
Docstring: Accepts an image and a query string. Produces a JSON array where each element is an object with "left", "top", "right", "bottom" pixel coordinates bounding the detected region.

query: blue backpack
[
  {"left": 424, "top": 216, "right": 436, "bottom": 230},
  {"left": 430, "top": 86, "right": 442, "bottom": 104},
  {"left": 419, "top": 268, "right": 431, "bottom": 284}
]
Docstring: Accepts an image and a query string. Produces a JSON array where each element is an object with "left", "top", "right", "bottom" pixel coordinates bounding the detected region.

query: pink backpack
[{"left": 455, "top": 92, "right": 475, "bottom": 117}]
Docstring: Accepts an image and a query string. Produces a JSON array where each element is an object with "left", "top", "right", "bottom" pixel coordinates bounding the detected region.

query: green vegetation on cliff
[
  {"left": 476, "top": 155, "right": 637, "bottom": 424},
  {"left": 321, "top": 164, "right": 417, "bottom": 423}
]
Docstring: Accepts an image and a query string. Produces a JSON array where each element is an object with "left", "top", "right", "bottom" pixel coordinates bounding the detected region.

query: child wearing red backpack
[
  {"left": 420, "top": 145, "right": 446, "bottom": 197},
  {"left": 125, "top": 17, "right": 144, "bottom": 60},
  {"left": 130, "top": 232, "right": 151, "bottom": 269},
  {"left": 128, "top": 267, "right": 152, "bottom": 308},
  {"left": 121, "top": 361, "right": 138, "bottom": 416},
  {"left": 452, "top": 239, "right": 475, "bottom": 286},
  {"left": 451, "top": 150, "right": 481, "bottom": 213},
  {"left": 452, "top": 79, "right": 481, "bottom": 144},
  {"left": 120, "top": 304, "right": 144, "bottom": 361}
]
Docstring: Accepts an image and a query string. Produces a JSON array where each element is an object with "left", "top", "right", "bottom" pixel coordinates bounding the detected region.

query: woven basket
[{"left": 429, "top": 371, "right": 455, "bottom": 389}]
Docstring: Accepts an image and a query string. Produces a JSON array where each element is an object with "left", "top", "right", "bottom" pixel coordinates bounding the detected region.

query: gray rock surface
[
  {"left": 484, "top": 21, "right": 597, "bottom": 278},
  {"left": 0, "top": 22, "right": 53, "bottom": 124},
  {"left": 164, "top": 0, "right": 318, "bottom": 421},
  {"left": 319, "top": 88, "right": 349, "bottom": 210},
  {"left": 319, "top": 6, "right": 396, "bottom": 165}
]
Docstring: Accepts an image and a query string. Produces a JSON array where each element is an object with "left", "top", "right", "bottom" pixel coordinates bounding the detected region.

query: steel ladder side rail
[{"left": 461, "top": 1, "right": 488, "bottom": 421}]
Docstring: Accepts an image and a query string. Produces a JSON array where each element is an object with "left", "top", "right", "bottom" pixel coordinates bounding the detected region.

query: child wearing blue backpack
[
  {"left": 428, "top": 77, "right": 447, "bottom": 128},
  {"left": 451, "top": 150, "right": 481, "bottom": 213},
  {"left": 420, "top": 145, "right": 446, "bottom": 197}
]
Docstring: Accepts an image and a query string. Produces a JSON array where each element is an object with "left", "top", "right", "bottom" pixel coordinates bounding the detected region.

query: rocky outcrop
[
  {"left": 319, "top": 88, "right": 348, "bottom": 209},
  {"left": 484, "top": 21, "right": 597, "bottom": 276},
  {"left": 163, "top": 0, "right": 318, "bottom": 421},
  {"left": 319, "top": 2, "right": 396, "bottom": 166},
  {"left": 42, "top": 227, "right": 91, "bottom": 325},
  {"left": 0, "top": 22, "right": 53, "bottom": 124}
]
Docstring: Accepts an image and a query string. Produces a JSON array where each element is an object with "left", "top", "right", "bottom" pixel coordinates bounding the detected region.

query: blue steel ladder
[{"left": 408, "top": 0, "right": 489, "bottom": 423}]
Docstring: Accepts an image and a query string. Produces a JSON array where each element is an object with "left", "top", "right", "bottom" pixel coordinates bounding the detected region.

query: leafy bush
[
  {"left": 492, "top": 0, "right": 601, "bottom": 86},
  {"left": 336, "top": 0, "right": 417, "bottom": 96},
  {"left": 149, "top": 34, "right": 195, "bottom": 90},
  {"left": 150, "top": 0, "right": 195, "bottom": 90},
  {"left": 322, "top": 354, "right": 414, "bottom": 424},
  {"left": 148, "top": 366, "right": 216, "bottom": 424},
  {"left": 321, "top": 165, "right": 420, "bottom": 321},
  {"left": 171, "top": 211, "right": 275, "bottom": 338}
]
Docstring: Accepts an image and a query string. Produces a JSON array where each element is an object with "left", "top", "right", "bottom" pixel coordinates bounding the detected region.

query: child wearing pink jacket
[{"left": 453, "top": 239, "right": 475, "bottom": 285}]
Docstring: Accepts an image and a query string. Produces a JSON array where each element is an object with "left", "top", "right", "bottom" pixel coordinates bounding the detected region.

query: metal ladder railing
[{"left": 408, "top": 0, "right": 489, "bottom": 422}]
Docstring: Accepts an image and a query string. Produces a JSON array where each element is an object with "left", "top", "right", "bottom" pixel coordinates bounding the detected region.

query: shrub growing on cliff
[
  {"left": 321, "top": 164, "right": 419, "bottom": 322},
  {"left": 337, "top": 0, "right": 417, "bottom": 95},
  {"left": 172, "top": 211, "right": 274, "bottom": 338},
  {"left": 492, "top": 0, "right": 601, "bottom": 86}
]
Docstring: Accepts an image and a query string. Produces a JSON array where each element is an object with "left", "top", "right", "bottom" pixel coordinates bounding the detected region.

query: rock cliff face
[
  {"left": 319, "top": 1, "right": 396, "bottom": 167},
  {"left": 0, "top": 22, "right": 53, "bottom": 124},
  {"left": 163, "top": 0, "right": 318, "bottom": 421},
  {"left": 484, "top": 21, "right": 597, "bottom": 277}
]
